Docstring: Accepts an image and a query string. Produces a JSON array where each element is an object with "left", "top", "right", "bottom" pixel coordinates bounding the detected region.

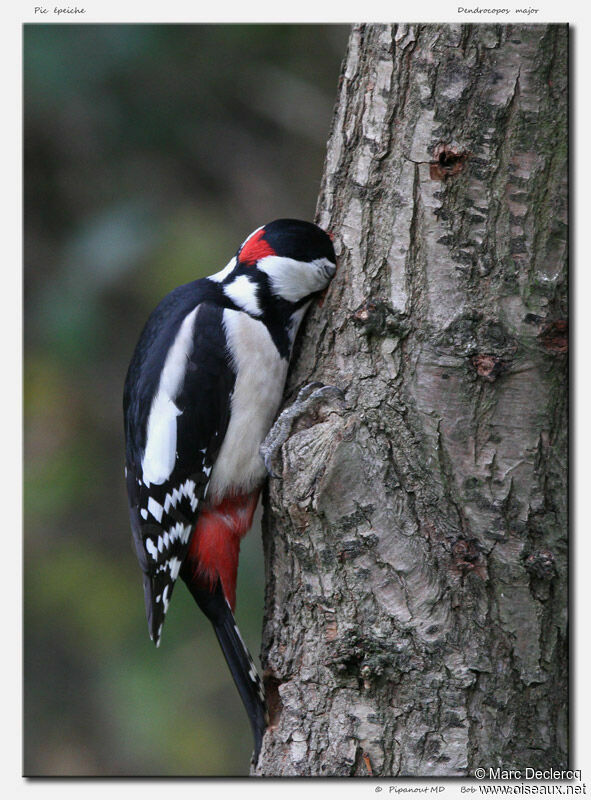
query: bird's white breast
[{"left": 207, "top": 308, "right": 288, "bottom": 500}]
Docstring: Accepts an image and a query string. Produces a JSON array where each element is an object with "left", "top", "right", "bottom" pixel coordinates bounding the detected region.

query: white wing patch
[
  {"left": 141, "top": 479, "right": 201, "bottom": 539},
  {"left": 162, "top": 585, "right": 170, "bottom": 612},
  {"left": 141, "top": 306, "right": 200, "bottom": 486},
  {"left": 147, "top": 497, "right": 164, "bottom": 523},
  {"left": 141, "top": 395, "right": 181, "bottom": 487},
  {"left": 169, "top": 556, "right": 182, "bottom": 581},
  {"left": 160, "top": 478, "right": 199, "bottom": 515},
  {"left": 146, "top": 538, "right": 158, "bottom": 559}
]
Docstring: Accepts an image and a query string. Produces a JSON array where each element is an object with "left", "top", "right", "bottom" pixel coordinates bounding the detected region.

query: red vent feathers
[
  {"left": 187, "top": 491, "right": 260, "bottom": 610},
  {"left": 239, "top": 229, "right": 276, "bottom": 265}
]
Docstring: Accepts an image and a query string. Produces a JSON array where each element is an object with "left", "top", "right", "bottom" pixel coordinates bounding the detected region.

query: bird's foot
[{"left": 261, "top": 382, "right": 346, "bottom": 478}]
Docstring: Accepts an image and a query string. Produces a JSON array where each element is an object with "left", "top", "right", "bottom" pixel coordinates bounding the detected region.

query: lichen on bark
[{"left": 255, "top": 23, "right": 568, "bottom": 777}]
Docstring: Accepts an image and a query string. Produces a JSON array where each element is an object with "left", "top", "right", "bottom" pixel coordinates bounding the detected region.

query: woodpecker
[{"left": 123, "top": 219, "right": 336, "bottom": 761}]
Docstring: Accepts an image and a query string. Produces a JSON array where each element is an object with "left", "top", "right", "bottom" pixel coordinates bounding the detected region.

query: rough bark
[{"left": 255, "top": 23, "right": 568, "bottom": 777}]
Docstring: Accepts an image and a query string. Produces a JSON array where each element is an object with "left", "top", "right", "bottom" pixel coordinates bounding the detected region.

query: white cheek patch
[
  {"left": 256, "top": 255, "right": 335, "bottom": 302},
  {"left": 223, "top": 274, "right": 262, "bottom": 316},
  {"left": 142, "top": 306, "right": 200, "bottom": 485}
]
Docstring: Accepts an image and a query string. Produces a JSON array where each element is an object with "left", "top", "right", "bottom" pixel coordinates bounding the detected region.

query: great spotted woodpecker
[{"left": 123, "top": 219, "right": 336, "bottom": 761}]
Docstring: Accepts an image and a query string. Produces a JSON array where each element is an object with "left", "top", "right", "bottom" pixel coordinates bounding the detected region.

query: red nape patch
[
  {"left": 187, "top": 490, "right": 260, "bottom": 610},
  {"left": 239, "top": 228, "right": 276, "bottom": 265}
]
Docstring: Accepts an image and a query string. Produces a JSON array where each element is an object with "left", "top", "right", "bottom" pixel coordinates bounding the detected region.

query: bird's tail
[{"left": 185, "top": 579, "right": 267, "bottom": 762}]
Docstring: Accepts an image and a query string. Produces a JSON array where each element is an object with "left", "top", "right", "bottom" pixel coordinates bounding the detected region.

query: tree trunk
[{"left": 255, "top": 23, "right": 568, "bottom": 777}]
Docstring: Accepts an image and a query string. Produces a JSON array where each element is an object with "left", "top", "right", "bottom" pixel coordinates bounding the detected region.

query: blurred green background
[{"left": 23, "top": 23, "right": 348, "bottom": 776}]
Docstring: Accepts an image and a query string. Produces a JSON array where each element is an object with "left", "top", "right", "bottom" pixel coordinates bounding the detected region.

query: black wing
[{"left": 124, "top": 297, "right": 235, "bottom": 644}]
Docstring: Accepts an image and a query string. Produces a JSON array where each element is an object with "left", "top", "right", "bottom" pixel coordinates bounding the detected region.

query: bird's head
[
  {"left": 211, "top": 219, "right": 336, "bottom": 312},
  {"left": 237, "top": 219, "right": 337, "bottom": 303}
]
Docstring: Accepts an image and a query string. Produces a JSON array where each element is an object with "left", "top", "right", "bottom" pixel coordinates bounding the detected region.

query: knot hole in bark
[
  {"left": 263, "top": 669, "right": 283, "bottom": 729},
  {"left": 430, "top": 144, "right": 470, "bottom": 180}
]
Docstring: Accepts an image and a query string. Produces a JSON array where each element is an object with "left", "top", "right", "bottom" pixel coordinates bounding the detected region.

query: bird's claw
[
  {"left": 260, "top": 381, "right": 346, "bottom": 479},
  {"left": 263, "top": 455, "right": 281, "bottom": 480}
]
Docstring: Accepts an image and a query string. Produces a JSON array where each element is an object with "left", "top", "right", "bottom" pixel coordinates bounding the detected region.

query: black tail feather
[{"left": 184, "top": 578, "right": 267, "bottom": 762}]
